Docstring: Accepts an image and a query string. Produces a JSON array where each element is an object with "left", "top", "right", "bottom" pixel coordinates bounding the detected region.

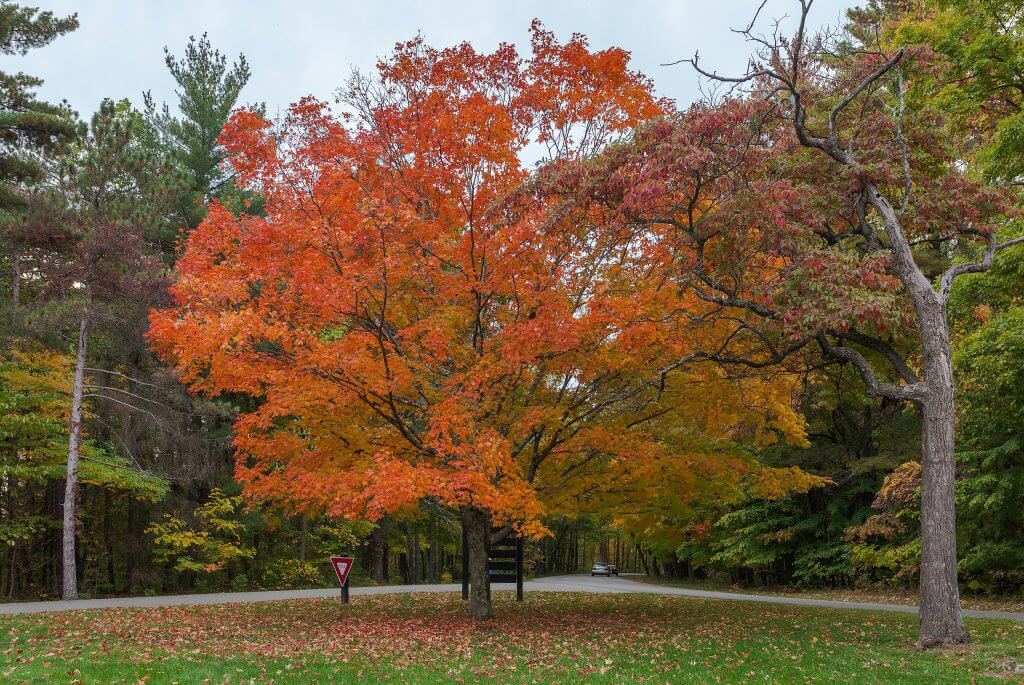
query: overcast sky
[{"left": 16, "top": 0, "right": 856, "bottom": 119}]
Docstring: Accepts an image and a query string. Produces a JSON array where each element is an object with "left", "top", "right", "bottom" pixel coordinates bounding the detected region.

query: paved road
[{"left": 2, "top": 573, "right": 1022, "bottom": 621}]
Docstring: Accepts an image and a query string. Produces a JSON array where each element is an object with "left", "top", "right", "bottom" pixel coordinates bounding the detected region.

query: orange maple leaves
[{"left": 150, "top": 24, "right": 815, "bottom": 538}]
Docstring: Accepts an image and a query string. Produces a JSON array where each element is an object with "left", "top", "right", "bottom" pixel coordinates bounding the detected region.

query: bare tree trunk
[
  {"left": 298, "top": 517, "right": 308, "bottom": 562},
  {"left": 464, "top": 507, "right": 492, "bottom": 619},
  {"left": 63, "top": 315, "right": 88, "bottom": 600},
  {"left": 10, "top": 246, "right": 20, "bottom": 314},
  {"left": 917, "top": 305, "right": 968, "bottom": 647},
  {"left": 637, "top": 544, "right": 651, "bottom": 577},
  {"left": 426, "top": 516, "right": 440, "bottom": 583},
  {"left": 405, "top": 524, "right": 421, "bottom": 583},
  {"left": 370, "top": 523, "right": 385, "bottom": 584}
]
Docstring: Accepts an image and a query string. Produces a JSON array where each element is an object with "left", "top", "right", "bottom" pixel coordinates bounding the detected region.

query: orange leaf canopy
[{"left": 150, "top": 25, "right": 813, "bottom": 537}]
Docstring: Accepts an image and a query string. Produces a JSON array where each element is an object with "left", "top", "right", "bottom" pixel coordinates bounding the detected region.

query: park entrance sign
[{"left": 331, "top": 556, "right": 354, "bottom": 603}]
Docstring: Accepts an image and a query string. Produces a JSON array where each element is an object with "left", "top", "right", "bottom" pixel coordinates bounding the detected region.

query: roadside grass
[
  {"left": 2, "top": 591, "right": 1022, "bottom": 683},
  {"left": 624, "top": 574, "right": 1024, "bottom": 614}
]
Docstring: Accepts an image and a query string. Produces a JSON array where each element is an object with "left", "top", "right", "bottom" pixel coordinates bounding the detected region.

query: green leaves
[{"left": 146, "top": 488, "right": 255, "bottom": 575}]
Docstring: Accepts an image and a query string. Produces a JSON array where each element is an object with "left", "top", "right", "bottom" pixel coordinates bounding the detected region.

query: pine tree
[
  {"left": 0, "top": 2, "right": 79, "bottom": 313},
  {"left": 144, "top": 33, "right": 256, "bottom": 240}
]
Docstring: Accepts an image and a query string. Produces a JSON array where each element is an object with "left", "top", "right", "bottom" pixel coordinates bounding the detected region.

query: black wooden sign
[
  {"left": 461, "top": 525, "right": 524, "bottom": 601},
  {"left": 488, "top": 528, "right": 524, "bottom": 601}
]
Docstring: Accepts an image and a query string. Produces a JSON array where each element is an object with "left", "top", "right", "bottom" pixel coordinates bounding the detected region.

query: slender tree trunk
[
  {"left": 917, "top": 306, "right": 968, "bottom": 647},
  {"left": 637, "top": 545, "right": 651, "bottom": 577},
  {"left": 298, "top": 517, "right": 308, "bottom": 563},
  {"left": 464, "top": 507, "right": 492, "bottom": 619},
  {"left": 10, "top": 246, "right": 20, "bottom": 314},
  {"left": 405, "top": 524, "right": 421, "bottom": 583},
  {"left": 426, "top": 516, "right": 440, "bottom": 583},
  {"left": 103, "top": 490, "right": 114, "bottom": 589},
  {"left": 371, "top": 523, "right": 385, "bottom": 584},
  {"left": 7, "top": 544, "right": 17, "bottom": 598},
  {"left": 63, "top": 315, "right": 88, "bottom": 600}
]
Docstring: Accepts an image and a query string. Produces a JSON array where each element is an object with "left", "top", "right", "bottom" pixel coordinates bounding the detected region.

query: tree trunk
[
  {"left": 10, "top": 246, "right": 20, "bottom": 314},
  {"left": 298, "top": 517, "right": 308, "bottom": 562},
  {"left": 426, "top": 516, "right": 440, "bottom": 583},
  {"left": 62, "top": 315, "right": 88, "bottom": 600},
  {"left": 464, "top": 507, "right": 492, "bottom": 619},
  {"left": 917, "top": 308, "right": 969, "bottom": 648},
  {"left": 637, "top": 544, "right": 651, "bottom": 576},
  {"left": 370, "top": 523, "right": 386, "bottom": 584},
  {"left": 405, "top": 524, "right": 421, "bottom": 583}
]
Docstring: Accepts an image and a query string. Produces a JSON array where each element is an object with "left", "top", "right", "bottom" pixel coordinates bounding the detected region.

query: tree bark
[
  {"left": 917, "top": 302, "right": 969, "bottom": 648},
  {"left": 10, "top": 246, "right": 20, "bottom": 314},
  {"left": 405, "top": 524, "right": 421, "bottom": 583},
  {"left": 464, "top": 507, "right": 492, "bottom": 619},
  {"left": 425, "top": 516, "right": 440, "bottom": 583},
  {"left": 62, "top": 315, "right": 88, "bottom": 600},
  {"left": 370, "top": 523, "right": 386, "bottom": 584}
]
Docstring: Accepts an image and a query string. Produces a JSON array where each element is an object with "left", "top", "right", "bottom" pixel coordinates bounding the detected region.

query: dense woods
[{"left": 1, "top": 0, "right": 1023, "bottom": 650}]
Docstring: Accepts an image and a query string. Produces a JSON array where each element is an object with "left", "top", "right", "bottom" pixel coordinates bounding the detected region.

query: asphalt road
[{"left": 2, "top": 573, "right": 1022, "bottom": 621}]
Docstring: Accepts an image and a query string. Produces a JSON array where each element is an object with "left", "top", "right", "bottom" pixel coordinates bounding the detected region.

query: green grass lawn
[{"left": 2, "top": 592, "right": 1022, "bottom": 683}]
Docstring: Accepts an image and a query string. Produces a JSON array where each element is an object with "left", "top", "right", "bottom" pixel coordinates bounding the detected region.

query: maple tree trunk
[
  {"left": 62, "top": 315, "right": 88, "bottom": 600},
  {"left": 917, "top": 304, "right": 969, "bottom": 648},
  {"left": 464, "top": 507, "right": 492, "bottom": 620}
]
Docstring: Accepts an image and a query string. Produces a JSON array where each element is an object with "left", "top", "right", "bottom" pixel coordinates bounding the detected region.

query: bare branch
[
  {"left": 84, "top": 367, "right": 164, "bottom": 390},
  {"left": 831, "top": 329, "right": 920, "bottom": 385},
  {"left": 940, "top": 235, "right": 1024, "bottom": 298},
  {"left": 827, "top": 48, "right": 906, "bottom": 151},
  {"left": 817, "top": 334, "right": 925, "bottom": 403}
]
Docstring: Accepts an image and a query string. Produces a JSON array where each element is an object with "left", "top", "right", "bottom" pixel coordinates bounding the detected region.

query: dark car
[{"left": 590, "top": 562, "right": 618, "bottom": 576}]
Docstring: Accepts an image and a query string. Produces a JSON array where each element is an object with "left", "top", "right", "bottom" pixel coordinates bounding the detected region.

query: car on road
[{"left": 591, "top": 562, "right": 618, "bottom": 576}]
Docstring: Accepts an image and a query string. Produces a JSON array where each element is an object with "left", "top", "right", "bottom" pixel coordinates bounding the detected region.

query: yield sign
[{"left": 330, "top": 556, "right": 354, "bottom": 586}]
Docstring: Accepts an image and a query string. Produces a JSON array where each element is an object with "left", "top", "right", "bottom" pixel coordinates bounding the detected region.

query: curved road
[{"left": 1, "top": 573, "right": 1022, "bottom": 621}]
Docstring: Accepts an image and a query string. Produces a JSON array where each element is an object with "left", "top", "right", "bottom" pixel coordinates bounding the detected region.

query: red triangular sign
[{"left": 330, "top": 556, "right": 354, "bottom": 586}]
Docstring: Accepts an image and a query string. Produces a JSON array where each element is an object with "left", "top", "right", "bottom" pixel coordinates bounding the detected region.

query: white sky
[{"left": 16, "top": 0, "right": 855, "bottom": 119}]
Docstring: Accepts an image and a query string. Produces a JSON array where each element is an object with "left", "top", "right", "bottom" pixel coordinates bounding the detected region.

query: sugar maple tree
[{"left": 151, "top": 25, "right": 821, "bottom": 619}]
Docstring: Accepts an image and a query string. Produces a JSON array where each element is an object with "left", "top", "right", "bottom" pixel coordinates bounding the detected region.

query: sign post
[{"left": 330, "top": 555, "right": 354, "bottom": 604}]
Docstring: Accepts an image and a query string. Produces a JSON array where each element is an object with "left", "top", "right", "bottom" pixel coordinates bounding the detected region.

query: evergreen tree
[
  {"left": 0, "top": 1, "right": 79, "bottom": 313},
  {"left": 144, "top": 33, "right": 256, "bottom": 240}
]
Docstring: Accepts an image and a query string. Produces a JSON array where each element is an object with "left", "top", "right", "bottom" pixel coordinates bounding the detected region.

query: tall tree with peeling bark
[
  {"left": 569, "top": 0, "right": 1015, "bottom": 648},
  {"left": 150, "top": 25, "right": 822, "bottom": 620}
]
